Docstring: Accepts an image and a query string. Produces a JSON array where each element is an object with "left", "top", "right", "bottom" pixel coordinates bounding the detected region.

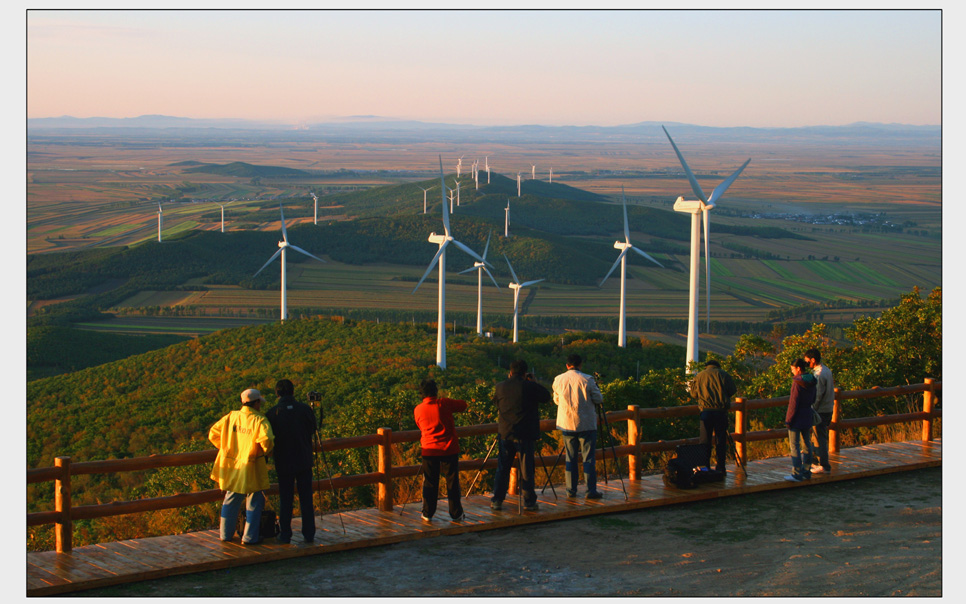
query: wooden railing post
[
  {"left": 627, "top": 405, "right": 640, "bottom": 480},
  {"left": 829, "top": 388, "right": 842, "bottom": 455},
  {"left": 922, "top": 378, "right": 935, "bottom": 442},
  {"left": 54, "top": 456, "right": 72, "bottom": 553},
  {"left": 376, "top": 428, "right": 393, "bottom": 512},
  {"left": 733, "top": 397, "right": 746, "bottom": 464}
]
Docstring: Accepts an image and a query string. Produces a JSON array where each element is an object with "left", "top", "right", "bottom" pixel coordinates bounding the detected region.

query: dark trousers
[
  {"left": 420, "top": 454, "right": 463, "bottom": 519},
  {"left": 278, "top": 470, "right": 315, "bottom": 542},
  {"left": 699, "top": 409, "right": 728, "bottom": 471},
  {"left": 812, "top": 412, "right": 833, "bottom": 469},
  {"left": 492, "top": 437, "right": 536, "bottom": 507}
]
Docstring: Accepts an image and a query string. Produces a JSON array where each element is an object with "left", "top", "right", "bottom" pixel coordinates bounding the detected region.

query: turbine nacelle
[{"left": 672, "top": 197, "right": 711, "bottom": 213}]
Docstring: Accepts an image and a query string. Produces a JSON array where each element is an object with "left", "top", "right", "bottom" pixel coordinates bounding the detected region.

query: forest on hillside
[{"left": 26, "top": 287, "right": 940, "bottom": 551}]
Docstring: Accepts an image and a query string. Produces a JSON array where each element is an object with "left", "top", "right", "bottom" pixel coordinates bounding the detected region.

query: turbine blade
[
  {"left": 630, "top": 245, "right": 664, "bottom": 268},
  {"left": 599, "top": 248, "right": 629, "bottom": 287},
  {"left": 483, "top": 266, "right": 501, "bottom": 290},
  {"left": 503, "top": 253, "right": 520, "bottom": 284},
  {"left": 482, "top": 231, "right": 492, "bottom": 259},
  {"left": 521, "top": 278, "right": 544, "bottom": 288},
  {"left": 662, "top": 126, "right": 708, "bottom": 203},
  {"left": 279, "top": 204, "right": 289, "bottom": 243},
  {"left": 253, "top": 248, "right": 283, "bottom": 278},
  {"left": 439, "top": 155, "right": 450, "bottom": 235},
  {"left": 621, "top": 186, "right": 631, "bottom": 242},
  {"left": 707, "top": 158, "right": 751, "bottom": 206},
  {"left": 412, "top": 242, "right": 448, "bottom": 294},
  {"left": 457, "top": 265, "right": 477, "bottom": 275},
  {"left": 451, "top": 238, "right": 486, "bottom": 264},
  {"left": 288, "top": 244, "right": 326, "bottom": 264}
]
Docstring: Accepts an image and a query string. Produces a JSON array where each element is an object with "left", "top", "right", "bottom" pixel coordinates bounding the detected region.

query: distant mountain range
[{"left": 27, "top": 114, "right": 941, "bottom": 147}]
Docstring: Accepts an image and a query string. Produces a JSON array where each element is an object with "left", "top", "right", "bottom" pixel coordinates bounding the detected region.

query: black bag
[
  {"left": 662, "top": 444, "right": 709, "bottom": 489},
  {"left": 237, "top": 505, "right": 279, "bottom": 539}
]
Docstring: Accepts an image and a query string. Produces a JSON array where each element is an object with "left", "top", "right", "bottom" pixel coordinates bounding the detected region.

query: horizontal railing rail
[{"left": 28, "top": 378, "right": 941, "bottom": 553}]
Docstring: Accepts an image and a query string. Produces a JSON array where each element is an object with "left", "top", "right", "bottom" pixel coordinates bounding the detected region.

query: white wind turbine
[
  {"left": 504, "top": 254, "right": 544, "bottom": 344},
  {"left": 458, "top": 231, "right": 500, "bottom": 335},
  {"left": 157, "top": 202, "right": 164, "bottom": 242},
  {"left": 530, "top": 164, "right": 536, "bottom": 179},
  {"left": 457, "top": 156, "right": 464, "bottom": 178},
  {"left": 311, "top": 192, "right": 319, "bottom": 225},
  {"left": 419, "top": 185, "right": 435, "bottom": 214},
  {"left": 663, "top": 125, "right": 751, "bottom": 371},
  {"left": 253, "top": 204, "right": 326, "bottom": 322},
  {"left": 549, "top": 167, "right": 553, "bottom": 183},
  {"left": 413, "top": 156, "right": 490, "bottom": 368},
  {"left": 504, "top": 198, "right": 510, "bottom": 238},
  {"left": 455, "top": 179, "right": 462, "bottom": 206},
  {"left": 599, "top": 187, "right": 664, "bottom": 348},
  {"left": 485, "top": 156, "right": 490, "bottom": 184},
  {"left": 517, "top": 172, "right": 521, "bottom": 197},
  {"left": 218, "top": 202, "right": 231, "bottom": 233}
]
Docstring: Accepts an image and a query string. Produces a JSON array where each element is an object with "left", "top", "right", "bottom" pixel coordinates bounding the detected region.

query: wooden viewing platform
[{"left": 26, "top": 438, "right": 941, "bottom": 596}]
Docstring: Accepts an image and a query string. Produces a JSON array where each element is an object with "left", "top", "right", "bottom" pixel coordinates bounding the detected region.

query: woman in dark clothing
[{"left": 785, "top": 358, "right": 817, "bottom": 482}]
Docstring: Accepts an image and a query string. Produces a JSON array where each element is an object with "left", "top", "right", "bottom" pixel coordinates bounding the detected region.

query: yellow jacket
[{"left": 208, "top": 406, "right": 275, "bottom": 493}]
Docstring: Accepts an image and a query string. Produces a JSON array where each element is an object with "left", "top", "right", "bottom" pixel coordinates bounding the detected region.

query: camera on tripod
[{"left": 308, "top": 391, "right": 322, "bottom": 402}]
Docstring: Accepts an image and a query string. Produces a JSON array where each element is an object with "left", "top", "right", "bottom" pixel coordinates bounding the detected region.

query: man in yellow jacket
[{"left": 208, "top": 388, "right": 275, "bottom": 544}]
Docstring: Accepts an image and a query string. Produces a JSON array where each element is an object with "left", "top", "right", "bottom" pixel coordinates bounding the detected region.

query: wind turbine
[
  {"left": 253, "top": 204, "right": 326, "bottom": 322},
  {"left": 504, "top": 198, "right": 510, "bottom": 237},
  {"left": 218, "top": 202, "right": 231, "bottom": 233},
  {"left": 599, "top": 187, "right": 664, "bottom": 348},
  {"left": 419, "top": 185, "right": 435, "bottom": 214},
  {"left": 504, "top": 254, "right": 544, "bottom": 344},
  {"left": 457, "top": 156, "right": 464, "bottom": 178},
  {"left": 157, "top": 202, "right": 163, "bottom": 242},
  {"left": 549, "top": 167, "right": 553, "bottom": 183},
  {"left": 530, "top": 164, "right": 536, "bottom": 180},
  {"left": 458, "top": 231, "right": 500, "bottom": 335},
  {"left": 455, "top": 179, "right": 462, "bottom": 206},
  {"left": 663, "top": 125, "right": 751, "bottom": 371},
  {"left": 310, "top": 192, "right": 319, "bottom": 225},
  {"left": 517, "top": 172, "right": 521, "bottom": 197},
  {"left": 485, "top": 156, "right": 490, "bottom": 183},
  {"left": 413, "top": 156, "right": 490, "bottom": 368}
]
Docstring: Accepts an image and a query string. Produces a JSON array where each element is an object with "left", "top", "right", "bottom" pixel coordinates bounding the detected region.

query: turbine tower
[
  {"left": 419, "top": 185, "right": 435, "bottom": 214},
  {"left": 458, "top": 231, "right": 500, "bottom": 335},
  {"left": 599, "top": 187, "right": 664, "bottom": 348},
  {"left": 157, "top": 202, "right": 163, "bottom": 242},
  {"left": 457, "top": 156, "right": 464, "bottom": 178},
  {"left": 530, "top": 164, "right": 536, "bottom": 179},
  {"left": 663, "top": 125, "right": 750, "bottom": 371},
  {"left": 504, "top": 254, "right": 544, "bottom": 344},
  {"left": 311, "top": 192, "right": 319, "bottom": 225},
  {"left": 517, "top": 172, "right": 521, "bottom": 197},
  {"left": 549, "top": 167, "right": 553, "bottom": 183},
  {"left": 218, "top": 202, "right": 231, "bottom": 233},
  {"left": 485, "top": 156, "right": 490, "bottom": 184},
  {"left": 253, "top": 204, "right": 326, "bottom": 322},
  {"left": 413, "top": 157, "right": 490, "bottom": 368}
]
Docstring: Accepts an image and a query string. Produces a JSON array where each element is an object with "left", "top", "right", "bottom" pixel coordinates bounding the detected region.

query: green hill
[{"left": 182, "top": 161, "right": 311, "bottom": 178}]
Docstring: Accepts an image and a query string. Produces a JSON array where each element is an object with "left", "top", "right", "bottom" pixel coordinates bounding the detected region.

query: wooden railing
[{"left": 28, "top": 379, "right": 941, "bottom": 553}]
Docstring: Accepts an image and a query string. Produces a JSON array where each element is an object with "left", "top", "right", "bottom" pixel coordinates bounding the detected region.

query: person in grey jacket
[
  {"left": 552, "top": 354, "right": 604, "bottom": 499},
  {"left": 805, "top": 348, "right": 835, "bottom": 474}
]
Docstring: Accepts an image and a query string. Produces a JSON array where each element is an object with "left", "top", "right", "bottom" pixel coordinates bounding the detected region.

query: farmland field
[{"left": 28, "top": 134, "right": 941, "bottom": 342}]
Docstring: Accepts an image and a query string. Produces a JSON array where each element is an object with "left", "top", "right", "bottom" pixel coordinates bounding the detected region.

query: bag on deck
[{"left": 662, "top": 443, "right": 707, "bottom": 489}]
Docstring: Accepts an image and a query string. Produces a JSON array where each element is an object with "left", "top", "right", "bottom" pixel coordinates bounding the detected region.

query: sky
[{"left": 24, "top": 8, "right": 943, "bottom": 128}]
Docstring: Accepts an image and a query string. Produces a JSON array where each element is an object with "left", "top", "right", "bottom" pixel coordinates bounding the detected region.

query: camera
[{"left": 308, "top": 391, "right": 322, "bottom": 402}]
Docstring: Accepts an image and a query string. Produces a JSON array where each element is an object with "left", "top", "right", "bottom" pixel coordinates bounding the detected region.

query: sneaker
[
  {"left": 523, "top": 503, "right": 539, "bottom": 512},
  {"left": 450, "top": 513, "right": 465, "bottom": 523},
  {"left": 490, "top": 501, "right": 502, "bottom": 511},
  {"left": 586, "top": 491, "right": 603, "bottom": 500},
  {"left": 420, "top": 514, "right": 432, "bottom": 522},
  {"left": 566, "top": 490, "right": 577, "bottom": 498},
  {"left": 811, "top": 464, "right": 827, "bottom": 474},
  {"left": 784, "top": 474, "right": 803, "bottom": 482},
  {"left": 242, "top": 538, "right": 263, "bottom": 545}
]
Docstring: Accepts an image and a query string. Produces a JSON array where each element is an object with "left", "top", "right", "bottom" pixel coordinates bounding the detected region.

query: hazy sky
[{"left": 26, "top": 9, "right": 942, "bottom": 128}]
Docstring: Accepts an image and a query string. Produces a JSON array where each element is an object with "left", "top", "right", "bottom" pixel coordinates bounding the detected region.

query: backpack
[{"left": 662, "top": 443, "right": 707, "bottom": 489}]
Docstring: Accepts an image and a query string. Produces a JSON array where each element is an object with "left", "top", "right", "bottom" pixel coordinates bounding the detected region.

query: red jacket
[{"left": 414, "top": 397, "right": 468, "bottom": 456}]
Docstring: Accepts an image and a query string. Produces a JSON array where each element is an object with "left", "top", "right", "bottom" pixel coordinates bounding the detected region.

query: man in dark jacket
[
  {"left": 265, "top": 379, "right": 318, "bottom": 543},
  {"left": 688, "top": 360, "right": 737, "bottom": 472},
  {"left": 785, "top": 359, "right": 817, "bottom": 482},
  {"left": 490, "top": 359, "right": 551, "bottom": 512}
]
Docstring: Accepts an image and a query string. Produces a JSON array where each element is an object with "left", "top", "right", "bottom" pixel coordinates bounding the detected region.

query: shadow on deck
[{"left": 27, "top": 439, "right": 941, "bottom": 596}]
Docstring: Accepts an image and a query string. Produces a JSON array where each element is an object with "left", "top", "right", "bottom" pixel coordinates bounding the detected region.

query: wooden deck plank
[{"left": 26, "top": 439, "right": 941, "bottom": 597}]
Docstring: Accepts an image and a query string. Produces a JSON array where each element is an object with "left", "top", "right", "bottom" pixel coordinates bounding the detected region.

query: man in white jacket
[{"left": 552, "top": 354, "right": 604, "bottom": 499}]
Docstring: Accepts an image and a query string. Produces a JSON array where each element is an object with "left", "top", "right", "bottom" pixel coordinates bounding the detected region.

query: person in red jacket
[{"left": 414, "top": 378, "right": 468, "bottom": 522}]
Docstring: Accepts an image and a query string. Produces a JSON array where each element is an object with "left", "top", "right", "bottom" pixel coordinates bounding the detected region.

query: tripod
[
  {"left": 310, "top": 401, "right": 346, "bottom": 534},
  {"left": 593, "top": 373, "right": 628, "bottom": 500},
  {"left": 726, "top": 429, "right": 747, "bottom": 477}
]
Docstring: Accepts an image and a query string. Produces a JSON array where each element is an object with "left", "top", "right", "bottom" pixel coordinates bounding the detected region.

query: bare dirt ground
[{"left": 75, "top": 468, "right": 942, "bottom": 598}]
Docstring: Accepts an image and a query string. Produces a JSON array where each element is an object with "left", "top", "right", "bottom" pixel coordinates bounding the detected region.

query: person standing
[
  {"left": 785, "top": 359, "right": 817, "bottom": 482},
  {"left": 265, "top": 379, "right": 318, "bottom": 544},
  {"left": 551, "top": 354, "right": 604, "bottom": 499},
  {"left": 413, "top": 378, "right": 468, "bottom": 522},
  {"left": 805, "top": 348, "right": 835, "bottom": 474},
  {"left": 688, "top": 359, "right": 737, "bottom": 473},
  {"left": 208, "top": 388, "right": 275, "bottom": 544},
  {"left": 490, "top": 359, "right": 551, "bottom": 512}
]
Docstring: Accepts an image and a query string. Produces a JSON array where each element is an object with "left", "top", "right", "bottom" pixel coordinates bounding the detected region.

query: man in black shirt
[
  {"left": 490, "top": 360, "right": 551, "bottom": 512},
  {"left": 265, "top": 379, "right": 318, "bottom": 543}
]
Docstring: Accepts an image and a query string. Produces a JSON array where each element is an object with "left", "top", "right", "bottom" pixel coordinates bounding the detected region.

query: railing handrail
[{"left": 27, "top": 379, "right": 941, "bottom": 552}]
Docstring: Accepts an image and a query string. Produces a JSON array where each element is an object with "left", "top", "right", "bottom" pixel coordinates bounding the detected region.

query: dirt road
[{"left": 76, "top": 467, "right": 942, "bottom": 597}]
